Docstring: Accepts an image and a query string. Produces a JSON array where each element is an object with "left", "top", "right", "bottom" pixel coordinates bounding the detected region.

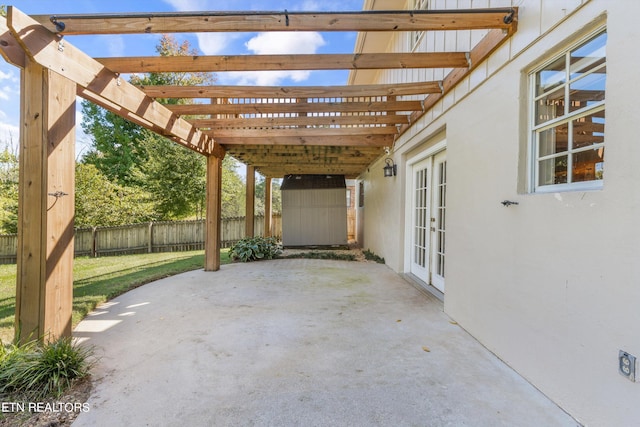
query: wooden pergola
[{"left": 0, "top": 6, "right": 517, "bottom": 341}]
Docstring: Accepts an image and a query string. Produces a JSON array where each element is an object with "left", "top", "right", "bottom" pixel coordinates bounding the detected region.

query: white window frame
[
  {"left": 410, "top": 0, "right": 430, "bottom": 52},
  {"left": 528, "top": 28, "right": 606, "bottom": 193}
]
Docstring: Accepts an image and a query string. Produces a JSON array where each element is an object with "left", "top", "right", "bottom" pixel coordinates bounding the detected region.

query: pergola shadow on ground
[{"left": 72, "top": 259, "right": 576, "bottom": 426}]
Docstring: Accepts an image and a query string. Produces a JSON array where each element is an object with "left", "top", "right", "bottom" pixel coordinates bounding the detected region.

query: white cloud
[
  {"left": 106, "top": 35, "right": 126, "bottom": 57},
  {"left": 162, "top": 0, "right": 210, "bottom": 11},
  {"left": 196, "top": 33, "right": 244, "bottom": 55},
  {"left": 227, "top": 32, "right": 325, "bottom": 85},
  {"left": 0, "top": 121, "right": 19, "bottom": 144},
  {"left": 0, "top": 88, "right": 9, "bottom": 101},
  {"left": 224, "top": 70, "right": 312, "bottom": 86},
  {"left": 245, "top": 32, "right": 325, "bottom": 55},
  {"left": 0, "top": 70, "right": 13, "bottom": 81}
]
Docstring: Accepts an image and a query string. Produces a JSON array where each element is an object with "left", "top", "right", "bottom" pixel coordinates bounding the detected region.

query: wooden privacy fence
[{"left": 0, "top": 214, "right": 282, "bottom": 264}]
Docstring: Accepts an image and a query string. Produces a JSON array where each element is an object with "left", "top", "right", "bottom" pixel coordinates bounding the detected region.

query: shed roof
[{"left": 280, "top": 174, "right": 346, "bottom": 190}]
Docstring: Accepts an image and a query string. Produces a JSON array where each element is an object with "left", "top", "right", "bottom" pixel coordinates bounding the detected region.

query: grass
[{"left": 0, "top": 250, "right": 230, "bottom": 343}]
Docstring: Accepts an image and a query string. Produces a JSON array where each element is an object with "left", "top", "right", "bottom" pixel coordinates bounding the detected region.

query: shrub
[
  {"left": 363, "top": 249, "right": 385, "bottom": 264},
  {"left": 0, "top": 337, "right": 94, "bottom": 400},
  {"left": 229, "top": 236, "right": 282, "bottom": 262},
  {"left": 280, "top": 251, "right": 356, "bottom": 261}
]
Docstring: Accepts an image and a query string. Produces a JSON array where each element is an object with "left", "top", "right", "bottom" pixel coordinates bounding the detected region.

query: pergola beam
[
  {"left": 190, "top": 114, "right": 409, "bottom": 128},
  {"left": 31, "top": 9, "right": 517, "bottom": 35},
  {"left": 212, "top": 134, "right": 393, "bottom": 146},
  {"left": 140, "top": 82, "right": 443, "bottom": 99},
  {"left": 96, "top": 52, "right": 470, "bottom": 73},
  {"left": 0, "top": 18, "right": 25, "bottom": 68},
  {"left": 212, "top": 127, "right": 397, "bottom": 138},
  {"left": 168, "top": 100, "right": 423, "bottom": 116}
]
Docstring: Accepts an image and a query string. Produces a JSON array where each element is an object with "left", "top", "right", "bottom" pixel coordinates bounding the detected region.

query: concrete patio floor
[{"left": 72, "top": 259, "right": 578, "bottom": 426}]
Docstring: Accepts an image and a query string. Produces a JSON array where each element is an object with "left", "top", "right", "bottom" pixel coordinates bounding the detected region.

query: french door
[{"left": 410, "top": 151, "right": 447, "bottom": 293}]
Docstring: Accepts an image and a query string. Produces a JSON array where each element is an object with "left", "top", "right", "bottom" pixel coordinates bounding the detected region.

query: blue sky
[{"left": 0, "top": 0, "right": 365, "bottom": 154}]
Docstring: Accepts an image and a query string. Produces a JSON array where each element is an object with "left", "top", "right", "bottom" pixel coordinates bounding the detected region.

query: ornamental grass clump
[
  {"left": 229, "top": 236, "right": 283, "bottom": 262},
  {"left": 0, "top": 337, "right": 94, "bottom": 400}
]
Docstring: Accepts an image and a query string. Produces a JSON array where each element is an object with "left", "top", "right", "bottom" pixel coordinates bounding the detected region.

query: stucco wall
[{"left": 357, "top": 0, "right": 640, "bottom": 425}]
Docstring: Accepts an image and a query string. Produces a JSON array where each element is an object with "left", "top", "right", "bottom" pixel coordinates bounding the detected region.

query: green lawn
[{"left": 0, "top": 250, "right": 230, "bottom": 343}]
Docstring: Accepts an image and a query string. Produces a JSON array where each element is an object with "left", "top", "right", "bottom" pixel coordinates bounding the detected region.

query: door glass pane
[
  {"left": 435, "top": 161, "right": 446, "bottom": 278},
  {"left": 414, "top": 168, "right": 428, "bottom": 268}
]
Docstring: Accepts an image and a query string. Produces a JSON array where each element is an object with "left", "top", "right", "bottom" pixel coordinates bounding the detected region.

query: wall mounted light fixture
[{"left": 383, "top": 158, "right": 397, "bottom": 177}]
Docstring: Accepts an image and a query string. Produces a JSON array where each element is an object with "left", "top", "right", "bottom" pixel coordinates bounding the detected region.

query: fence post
[
  {"left": 148, "top": 221, "right": 153, "bottom": 253},
  {"left": 91, "top": 227, "right": 97, "bottom": 258}
]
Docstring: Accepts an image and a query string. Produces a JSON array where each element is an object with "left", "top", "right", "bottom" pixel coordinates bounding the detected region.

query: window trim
[
  {"left": 410, "top": 0, "right": 430, "bottom": 52},
  {"left": 528, "top": 27, "right": 606, "bottom": 193}
]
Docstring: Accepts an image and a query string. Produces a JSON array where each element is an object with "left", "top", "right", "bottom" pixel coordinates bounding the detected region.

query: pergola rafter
[
  {"left": 96, "top": 52, "right": 471, "bottom": 73},
  {"left": 139, "top": 82, "right": 443, "bottom": 98}
]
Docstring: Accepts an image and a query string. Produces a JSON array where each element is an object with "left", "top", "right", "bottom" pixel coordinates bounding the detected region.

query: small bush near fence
[{"left": 0, "top": 215, "right": 282, "bottom": 264}]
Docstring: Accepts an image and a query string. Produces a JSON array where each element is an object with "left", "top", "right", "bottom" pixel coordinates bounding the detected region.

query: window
[
  {"left": 530, "top": 30, "right": 606, "bottom": 192},
  {"left": 358, "top": 182, "right": 364, "bottom": 207},
  {"left": 410, "top": 0, "right": 430, "bottom": 51}
]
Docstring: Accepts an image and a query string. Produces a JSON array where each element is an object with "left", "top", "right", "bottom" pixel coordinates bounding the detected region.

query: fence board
[
  {"left": 0, "top": 214, "right": 282, "bottom": 264},
  {"left": 0, "top": 234, "right": 17, "bottom": 264}
]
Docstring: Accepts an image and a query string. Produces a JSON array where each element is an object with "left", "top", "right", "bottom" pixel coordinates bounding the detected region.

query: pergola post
[
  {"left": 264, "top": 177, "right": 272, "bottom": 237},
  {"left": 205, "top": 154, "right": 222, "bottom": 271},
  {"left": 16, "top": 58, "right": 76, "bottom": 343},
  {"left": 245, "top": 165, "right": 255, "bottom": 237}
]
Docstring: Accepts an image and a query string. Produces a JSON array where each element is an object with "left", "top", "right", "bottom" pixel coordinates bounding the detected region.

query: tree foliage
[
  {"left": 129, "top": 35, "right": 214, "bottom": 102},
  {"left": 80, "top": 101, "right": 147, "bottom": 186},
  {"left": 75, "top": 163, "right": 157, "bottom": 227},
  {"left": 0, "top": 138, "right": 18, "bottom": 233},
  {"left": 78, "top": 35, "right": 250, "bottom": 224},
  {"left": 255, "top": 177, "right": 282, "bottom": 215},
  {"left": 221, "top": 157, "right": 246, "bottom": 218},
  {"left": 140, "top": 132, "right": 207, "bottom": 219}
]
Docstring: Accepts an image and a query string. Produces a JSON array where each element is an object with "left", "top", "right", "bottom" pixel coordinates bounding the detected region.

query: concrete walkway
[{"left": 72, "top": 259, "right": 577, "bottom": 427}]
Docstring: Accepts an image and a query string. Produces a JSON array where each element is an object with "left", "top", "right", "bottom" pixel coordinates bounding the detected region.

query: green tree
[
  {"left": 75, "top": 163, "right": 157, "bottom": 227},
  {"left": 255, "top": 176, "right": 282, "bottom": 216},
  {"left": 79, "top": 34, "right": 251, "bottom": 222},
  {"left": 140, "top": 132, "right": 207, "bottom": 219},
  {"left": 221, "top": 156, "right": 246, "bottom": 218},
  {"left": 0, "top": 138, "right": 18, "bottom": 233},
  {"left": 80, "top": 101, "right": 147, "bottom": 186},
  {"left": 129, "top": 34, "right": 214, "bottom": 103}
]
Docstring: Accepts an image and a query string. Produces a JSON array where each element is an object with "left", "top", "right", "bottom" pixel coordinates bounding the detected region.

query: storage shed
[{"left": 281, "top": 175, "right": 348, "bottom": 247}]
